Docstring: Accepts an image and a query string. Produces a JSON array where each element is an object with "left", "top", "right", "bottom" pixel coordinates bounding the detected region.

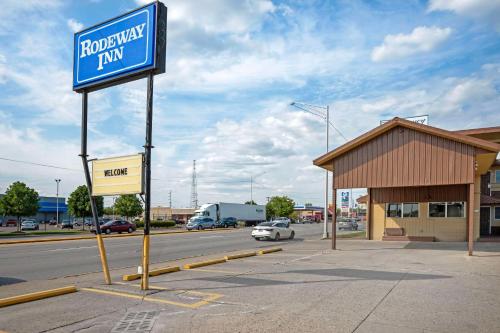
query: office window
[
  {"left": 447, "top": 202, "right": 465, "bottom": 218},
  {"left": 495, "top": 207, "right": 500, "bottom": 220},
  {"left": 496, "top": 170, "right": 500, "bottom": 183},
  {"left": 429, "top": 202, "right": 446, "bottom": 217},
  {"left": 402, "top": 203, "right": 419, "bottom": 217},
  {"left": 386, "top": 203, "right": 401, "bottom": 217}
]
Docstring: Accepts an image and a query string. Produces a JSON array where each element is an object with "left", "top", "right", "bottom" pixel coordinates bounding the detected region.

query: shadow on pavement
[
  {"left": 0, "top": 276, "right": 26, "bottom": 286},
  {"left": 286, "top": 268, "right": 450, "bottom": 280}
]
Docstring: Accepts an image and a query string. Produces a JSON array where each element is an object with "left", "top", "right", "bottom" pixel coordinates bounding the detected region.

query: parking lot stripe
[
  {"left": 80, "top": 287, "right": 223, "bottom": 309},
  {"left": 190, "top": 268, "right": 242, "bottom": 274}
]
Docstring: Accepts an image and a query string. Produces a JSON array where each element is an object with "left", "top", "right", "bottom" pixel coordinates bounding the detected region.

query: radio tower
[{"left": 190, "top": 160, "right": 198, "bottom": 208}]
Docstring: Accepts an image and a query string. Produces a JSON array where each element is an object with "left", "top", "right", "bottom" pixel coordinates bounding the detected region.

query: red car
[
  {"left": 4, "top": 219, "right": 18, "bottom": 227},
  {"left": 94, "top": 220, "right": 136, "bottom": 234}
]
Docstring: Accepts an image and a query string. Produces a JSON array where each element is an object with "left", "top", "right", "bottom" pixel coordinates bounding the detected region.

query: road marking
[
  {"left": 199, "top": 235, "right": 224, "bottom": 239},
  {"left": 191, "top": 268, "right": 241, "bottom": 274},
  {"left": 45, "top": 245, "right": 97, "bottom": 252},
  {"left": 81, "top": 285, "right": 223, "bottom": 309}
]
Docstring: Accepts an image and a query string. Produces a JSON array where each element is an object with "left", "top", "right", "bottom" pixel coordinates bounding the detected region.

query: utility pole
[
  {"left": 250, "top": 176, "right": 253, "bottom": 203},
  {"left": 169, "top": 190, "right": 172, "bottom": 208},
  {"left": 55, "top": 179, "right": 61, "bottom": 230},
  {"left": 191, "top": 160, "right": 198, "bottom": 209},
  {"left": 290, "top": 102, "right": 331, "bottom": 239}
]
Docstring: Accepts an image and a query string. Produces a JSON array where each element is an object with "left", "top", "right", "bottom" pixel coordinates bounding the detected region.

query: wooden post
[
  {"left": 332, "top": 173, "right": 337, "bottom": 250},
  {"left": 366, "top": 188, "right": 371, "bottom": 240},
  {"left": 467, "top": 183, "right": 474, "bottom": 256}
]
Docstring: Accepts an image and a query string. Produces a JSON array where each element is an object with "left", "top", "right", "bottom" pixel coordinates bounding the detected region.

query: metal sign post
[
  {"left": 141, "top": 72, "right": 154, "bottom": 290},
  {"left": 80, "top": 91, "right": 111, "bottom": 285},
  {"left": 73, "top": 1, "right": 166, "bottom": 288}
]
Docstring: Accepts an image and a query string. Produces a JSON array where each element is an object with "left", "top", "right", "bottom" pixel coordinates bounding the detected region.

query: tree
[
  {"left": 265, "top": 196, "right": 295, "bottom": 220},
  {"left": 114, "top": 195, "right": 143, "bottom": 221},
  {"left": 68, "top": 185, "right": 104, "bottom": 219},
  {"left": 103, "top": 207, "right": 114, "bottom": 216},
  {"left": 245, "top": 200, "right": 257, "bottom": 205},
  {"left": 0, "top": 182, "right": 39, "bottom": 231}
]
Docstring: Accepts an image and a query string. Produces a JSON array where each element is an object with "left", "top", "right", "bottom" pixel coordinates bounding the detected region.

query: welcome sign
[{"left": 73, "top": 2, "right": 166, "bottom": 91}]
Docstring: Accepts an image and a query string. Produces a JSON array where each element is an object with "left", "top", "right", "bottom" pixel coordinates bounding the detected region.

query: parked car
[
  {"left": 216, "top": 217, "right": 238, "bottom": 228},
  {"left": 94, "top": 220, "right": 136, "bottom": 234},
  {"left": 272, "top": 217, "right": 291, "bottom": 226},
  {"left": 60, "top": 219, "right": 73, "bottom": 229},
  {"left": 3, "top": 219, "right": 18, "bottom": 227},
  {"left": 21, "top": 220, "right": 39, "bottom": 231},
  {"left": 252, "top": 221, "right": 295, "bottom": 241},
  {"left": 186, "top": 217, "right": 216, "bottom": 230},
  {"left": 338, "top": 218, "right": 358, "bottom": 231},
  {"left": 48, "top": 219, "right": 57, "bottom": 225}
]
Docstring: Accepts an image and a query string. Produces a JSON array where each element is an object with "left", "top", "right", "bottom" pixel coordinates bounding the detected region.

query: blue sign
[{"left": 73, "top": 2, "right": 166, "bottom": 91}]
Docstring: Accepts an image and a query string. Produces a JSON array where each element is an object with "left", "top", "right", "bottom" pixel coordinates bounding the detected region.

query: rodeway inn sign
[{"left": 73, "top": 2, "right": 166, "bottom": 91}]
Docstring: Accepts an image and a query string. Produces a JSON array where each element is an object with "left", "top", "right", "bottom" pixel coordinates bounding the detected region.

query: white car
[
  {"left": 273, "top": 217, "right": 291, "bottom": 225},
  {"left": 252, "top": 221, "right": 295, "bottom": 241},
  {"left": 21, "top": 220, "right": 39, "bottom": 231}
]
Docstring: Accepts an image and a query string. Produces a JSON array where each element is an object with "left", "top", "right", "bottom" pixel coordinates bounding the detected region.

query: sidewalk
[{"left": 1, "top": 239, "right": 499, "bottom": 332}]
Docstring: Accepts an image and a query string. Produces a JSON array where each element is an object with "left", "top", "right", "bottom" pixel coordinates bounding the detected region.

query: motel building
[{"left": 313, "top": 118, "right": 500, "bottom": 255}]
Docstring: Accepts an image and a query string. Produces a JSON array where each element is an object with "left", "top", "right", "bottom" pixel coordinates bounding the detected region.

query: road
[{"left": 0, "top": 224, "right": 327, "bottom": 283}]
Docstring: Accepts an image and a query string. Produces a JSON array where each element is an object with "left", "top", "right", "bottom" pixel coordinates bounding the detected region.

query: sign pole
[
  {"left": 80, "top": 91, "right": 111, "bottom": 285},
  {"left": 141, "top": 72, "right": 154, "bottom": 290}
]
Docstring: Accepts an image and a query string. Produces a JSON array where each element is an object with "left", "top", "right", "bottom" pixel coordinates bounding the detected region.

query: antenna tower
[{"left": 190, "top": 160, "right": 198, "bottom": 208}]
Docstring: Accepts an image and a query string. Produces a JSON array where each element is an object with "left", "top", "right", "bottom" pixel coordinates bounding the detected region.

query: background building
[
  {"left": 150, "top": 207, "right": 195, "bottom": 223},
  {"left": 0, "top": 195, "right": 68, "bottom": 223}
]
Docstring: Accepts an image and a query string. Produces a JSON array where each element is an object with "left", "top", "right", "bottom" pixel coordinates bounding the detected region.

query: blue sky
[{"left": 0, "top": 0, "right": 499, "bottom": 208}]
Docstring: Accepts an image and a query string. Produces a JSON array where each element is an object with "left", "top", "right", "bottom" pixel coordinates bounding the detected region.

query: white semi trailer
[{"left": 193, "top": 202, "right": 266, "bottom": 226}]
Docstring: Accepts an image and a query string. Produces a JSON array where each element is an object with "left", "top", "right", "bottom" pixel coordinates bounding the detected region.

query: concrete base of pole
[{"left": 321, "top": 233, "right": 329, "bottom": 239}]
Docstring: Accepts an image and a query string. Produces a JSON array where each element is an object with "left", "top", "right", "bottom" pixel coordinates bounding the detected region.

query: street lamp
[
  {"left": 290, "top": 102, "right": 331, "bottom": 240},
  {"left": 55, "top": 179, "right": 61, "bottom": 227}
]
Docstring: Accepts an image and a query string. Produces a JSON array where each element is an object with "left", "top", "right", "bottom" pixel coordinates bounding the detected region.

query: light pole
[
  {"left": 290, "top": 102, "right": 331, "bottom": 239},
  {"left": 55, "top": 179, "right": 61, "bottom": 228}
]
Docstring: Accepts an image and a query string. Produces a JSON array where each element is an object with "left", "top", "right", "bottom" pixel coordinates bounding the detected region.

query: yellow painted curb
[
  {"left": 258, "top": 247, "right": 282, "bottom": 255},
  {"left": 123, "top": 266, "right": 181, "bottom": 281},
  {"left": 122, "top": 273, "right": 142, "bottom": 281},
  {"left": 0, "top": 286, "right": 77, "bottom": 308},
  {"left": 183, "top": 258, "right": 226, "bottom": 269},
  {"left": 224, "top": 251, "right": 257, "bottom": 260},
  {"left": 149, "top": 266, "right": 181, "bottom": 277}
]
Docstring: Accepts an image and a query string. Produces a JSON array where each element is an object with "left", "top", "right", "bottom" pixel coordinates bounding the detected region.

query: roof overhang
[
  {"left": 455, "top": 126, "right": 500, "bottom": 144},
  {"left": 314, "top": 117, "right": 500, "bottom": 172}
]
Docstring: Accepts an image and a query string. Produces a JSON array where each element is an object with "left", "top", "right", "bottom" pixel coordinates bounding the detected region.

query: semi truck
[{"left": 193, "top": 202, "right": 266, "bottom": 226}]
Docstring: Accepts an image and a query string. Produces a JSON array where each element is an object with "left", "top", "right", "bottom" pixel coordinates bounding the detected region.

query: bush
[{"left": 135, "top": 220, "right": 176, "bottom": 228}]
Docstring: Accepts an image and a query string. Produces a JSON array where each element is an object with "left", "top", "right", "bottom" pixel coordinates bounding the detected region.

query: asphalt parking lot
[{"left": 1, "top": 238, "right": 499, "bottom": 333}]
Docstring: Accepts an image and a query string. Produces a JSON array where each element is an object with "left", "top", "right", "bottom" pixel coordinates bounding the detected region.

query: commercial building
[
  {"left": 150, "top": 207, "right": 195, "bottom": 223},
  {"left": 0, "top": 195, "right": 68, "bottom": 223},
  {"left": 293, "top": 205, "right": 324, "bottom": 221},
  {"left": 314, "top": 118, "right": 500, "bottom": 255}
]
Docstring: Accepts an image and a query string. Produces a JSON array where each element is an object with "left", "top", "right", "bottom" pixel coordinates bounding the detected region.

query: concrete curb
[
  {"left": 0, "top": 229, "right": 234, "bottom": 246},
  {"left": 0, "top": 286, "right": 77, "bottom": 308},
  {"left": 224, "top": 251, "right": 257, "bottom": 260},
  {"left": 258, "top": 247, "right": 282, "bottom": 255},
  {"left": 183, "top": 258, "right": 227, "bottom": 269},
  {"left": 122, "top": 266, "right": 181, "bottom": 281}
]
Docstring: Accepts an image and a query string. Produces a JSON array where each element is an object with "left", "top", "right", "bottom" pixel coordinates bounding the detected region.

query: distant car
[
  {"left": 21, "top": 220, "right": 39, "bottom": 231},
  {"left": 95, "top": 220, "right": 136, "bottom": 234},
  {"left": 48, "top": 219, "right": 57, "bottom": 225},
  {"left": 338, "top": 218, "right": 358, "bottom": 231},
  {"left": 216, "top": 217, "right": 237, "bottom": 228},
  {"left": 186, "top": 217, "right": 215, "bottom": 230},
  {"left": 273, "top": 217, "right": 291, "bottom": 225},
  {"left": 252, "top": 221, "right": 295, "bottom": 241},
  {"left": 61, "top": 220, "right": 73, "bottom": 229},
  {"left": 4, "top": 219, "right": 18, "bottom": 227}
]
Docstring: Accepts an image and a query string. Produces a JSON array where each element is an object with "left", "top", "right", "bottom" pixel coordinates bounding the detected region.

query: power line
[{"left": 0, "top": 156, "right": 81, "bottom": 172}]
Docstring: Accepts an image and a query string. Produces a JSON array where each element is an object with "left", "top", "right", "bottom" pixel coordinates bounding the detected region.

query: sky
[{"left": 0, "top": 0, "right": 499, "bottom": 208}]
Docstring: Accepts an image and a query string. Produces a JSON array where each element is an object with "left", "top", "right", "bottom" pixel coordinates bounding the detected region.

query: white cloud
[
  {"left": 371, "top": 26, "right": 452, "bottom": 62},
  {"left": 429, "top": 0, "right": 500, "bottom": 32},
  {"left": 67, "top": 18, "right": 83, "bottom": 33},
  {"left": 0, "top": 0, "right": 61, "bottom": 35}
]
